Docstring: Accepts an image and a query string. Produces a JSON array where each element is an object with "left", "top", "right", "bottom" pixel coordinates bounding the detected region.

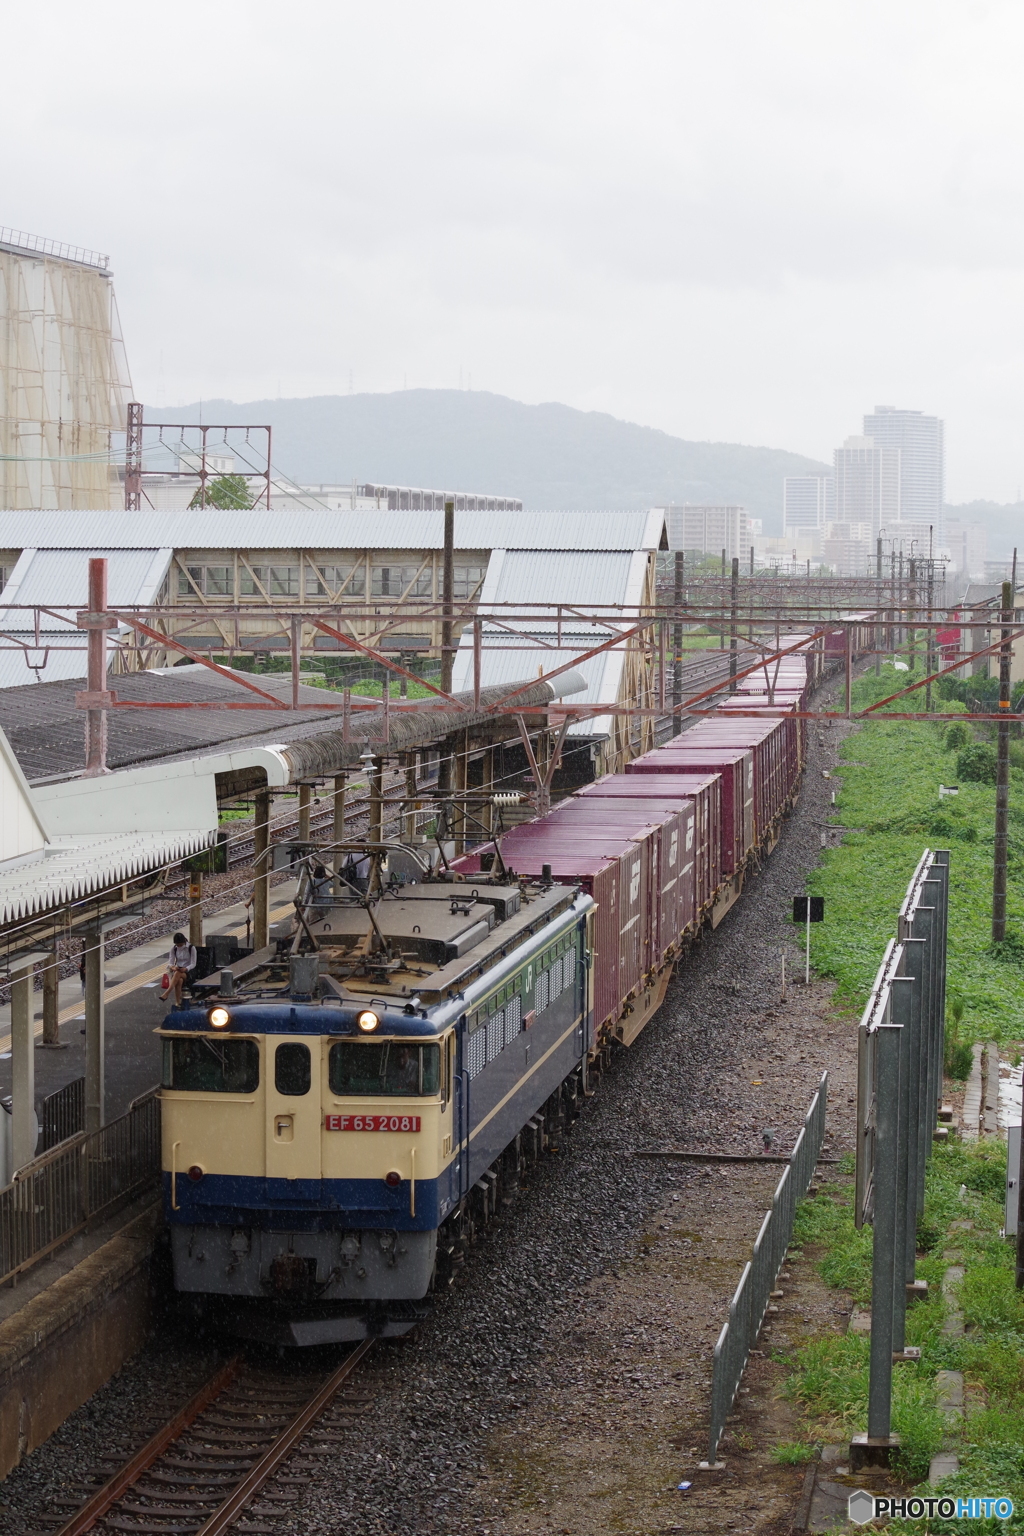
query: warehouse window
[
  {"left": 177, "top": 564, "right": 232, "bottom": 597},
  {"left": 241, "top": 565, "right": 299, "bottom": 597},
  {"left": 305, "top": 563, "right": 366, "bottom": 598},
  {"left": 371, "top": 565, "right": 433, "bottom": 598},
  {"left": 452, "top": 564, "right": 486, "bottom": 599},
  {"left": 204, "top": 565, "right": 232, "bottom": 596}
]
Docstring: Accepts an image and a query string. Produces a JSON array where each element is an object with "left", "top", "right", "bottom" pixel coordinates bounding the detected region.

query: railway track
[{"left": 35, "top": 1342, "right": 374, "bottom": 1536}]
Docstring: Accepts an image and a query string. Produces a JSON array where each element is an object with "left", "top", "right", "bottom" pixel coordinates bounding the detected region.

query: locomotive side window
[
  {"left": 162, "top": 1036, "right": 259, "bottom": 1093},
  {"left": 275, "top": 1041, "right": 311, "bottom": 1095},
  {"left": 329, "top": 1041, "right": 441, "bottom": 1097}
]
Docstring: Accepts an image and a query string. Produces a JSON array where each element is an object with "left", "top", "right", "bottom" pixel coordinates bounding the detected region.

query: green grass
[
  {"left": 781, "top": 1138, "right": 1024, "bottom": 1521},
  {"left": 805, "top": 669, "right": 1024, "bottom": 1042},
  {"left": 771, "top": 1440, "right": 818, "bottom": 1464}
]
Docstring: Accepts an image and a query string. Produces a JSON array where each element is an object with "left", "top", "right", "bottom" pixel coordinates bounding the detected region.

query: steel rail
[
  {"left": 48, "top": 1339, "right": 374, "bottom": 1536},
  {"left": 194, "top": 1338, "right": 375, "bottom": 1534},
  {"left": 52, "top": 1356, "right": 242, "bottom": 1535}
]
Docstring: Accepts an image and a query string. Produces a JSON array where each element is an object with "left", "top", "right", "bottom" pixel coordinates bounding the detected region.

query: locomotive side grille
[
  {"left": 504, "top": 994, "right": 522, "bottom": 1045},
  {"left": 549, "top": 954, "right": 564, "bottom": 999},
  {"left": 486, "top": 1011, "right": 505, "bottom": 1062},
  {"left": 535, "top": 969, "right": 550, "bottom": 1015},
  {"left": 466, "top": 1029, "right": 487, "bottom": 1078}
]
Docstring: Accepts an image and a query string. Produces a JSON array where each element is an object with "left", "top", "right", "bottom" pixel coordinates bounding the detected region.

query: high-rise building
[
  {"left": 862, "top": 406, "right": 944, "bottom": 541},
  {"left": 664, "top": 505, "right": 750, "bottom": 566},
  {"left": 783, "top": 474, "right": 834, "bottom": 535},
  {"left": 833, "top": 436, "right": 900, "bottom": 537}
]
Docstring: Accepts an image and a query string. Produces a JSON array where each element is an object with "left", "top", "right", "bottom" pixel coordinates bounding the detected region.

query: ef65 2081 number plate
[{"left": 324, "top": 1114, "right": 421, "bottom": 1131}]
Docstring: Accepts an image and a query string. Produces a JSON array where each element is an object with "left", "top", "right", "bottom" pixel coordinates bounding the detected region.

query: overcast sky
[{"left": 5, "top": 1, "right": 1024, "bottom": 502}]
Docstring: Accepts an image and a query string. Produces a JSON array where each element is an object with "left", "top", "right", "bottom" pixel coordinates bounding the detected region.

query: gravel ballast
[{"left": 3, "top": 683, "right": 861, "bottom": 1536}]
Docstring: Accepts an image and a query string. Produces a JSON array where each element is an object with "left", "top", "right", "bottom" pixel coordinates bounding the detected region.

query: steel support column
[
  {"left": 10, "top": 955, "right": 45, "bottom": 1169},
  {"left": 42, "top": 951, "right": 60, "bottom": 1047},
  {"left": 84, "top": 931, "right": 105, "bottom": 1134},
  {"left": 332, "top": 773, "right": 346, "bottom": 875},
  {"left": 253, "top": 788, "right": 270, "bottom": 951}
]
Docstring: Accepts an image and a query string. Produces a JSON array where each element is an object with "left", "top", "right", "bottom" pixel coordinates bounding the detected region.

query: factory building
[
  {"left": 0, "top": 229, "right": 130, "bottom": 510},
  {"left": 0, "top": 509, "right": 667, "bottom": 773}
]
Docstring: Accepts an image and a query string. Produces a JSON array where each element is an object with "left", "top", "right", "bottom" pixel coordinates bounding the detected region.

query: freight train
[{"left": 159, "top": 637, "right": 816, "bottom": 1344}]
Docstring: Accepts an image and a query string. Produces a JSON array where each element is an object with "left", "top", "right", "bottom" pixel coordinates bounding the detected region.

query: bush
[
  {"left": 946, "top": 1040, "right": 973, "bottom": 1080},
  {"left": 944, "top": 721, "right": 972, "bottom": 753},
  {"left": 957, "top": 742, "right": 998, "bottom": 783}
]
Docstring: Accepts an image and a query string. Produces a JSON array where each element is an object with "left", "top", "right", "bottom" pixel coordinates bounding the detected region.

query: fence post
[
  {"left": 890, "top": 975, "right": 916, "bottom": 1353},
  {"left": 703, "top": 1074, "right": 828, "bottom": 1468},
  {"left": 855, "top": 1018, "right": 903, "bottom": 1468}
]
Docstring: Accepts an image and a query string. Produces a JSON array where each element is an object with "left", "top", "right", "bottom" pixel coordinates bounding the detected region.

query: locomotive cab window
[
  {"left": 275, "top": 1041, "right": 311, "bottom": 1096},
  {"left": 162, "top": 1036, "right": 259, "bottom": 1093},
  {"left": 329, "top": 1041, "right": 440, "bottom": 1097}
]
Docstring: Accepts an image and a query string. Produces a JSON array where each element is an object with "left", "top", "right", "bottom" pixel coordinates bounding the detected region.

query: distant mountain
[{"left": 144, "top": 390, "right": 829, "bottom": 532}]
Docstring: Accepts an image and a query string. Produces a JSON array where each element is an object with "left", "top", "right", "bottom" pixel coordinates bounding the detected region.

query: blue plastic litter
[{"left": 677, "top": 1481, "right": 692, "bottom": 1491}]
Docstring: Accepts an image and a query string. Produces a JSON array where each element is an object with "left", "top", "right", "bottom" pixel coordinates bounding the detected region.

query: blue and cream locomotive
[{"left": 159, "top": 866, "right": 593, "bottom": 1343}]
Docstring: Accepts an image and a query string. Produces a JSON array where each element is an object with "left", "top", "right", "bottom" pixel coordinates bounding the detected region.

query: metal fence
[
  {"left": 40, "top": 1075, "right": 85, "bottom": 1151},
  {"left": 0, "top": 1091, "right": 161, "bottom": 1287},
  {"left": 707, "top": 1071, "right": 829, "bottom": 1466},
  {"left": 854, "top": 849, "right": 949, "bottom": 1452}
]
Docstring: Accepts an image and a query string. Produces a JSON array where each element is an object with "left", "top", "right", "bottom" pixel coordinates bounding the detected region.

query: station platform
[
  {"left": 0, "top": 878, "right": 298, "bottom": 1479},
  {"left": 0, "top": 878, "right": 298, "bottom": 1124},
  {"left": 0, "top": 1193, "right": 163, "bottom": 1478}
]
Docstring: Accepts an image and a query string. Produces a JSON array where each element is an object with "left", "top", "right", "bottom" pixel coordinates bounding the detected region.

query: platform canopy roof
[
  {"left": 0, "top": 722, "right": 290, "bottom": 933},
  {"left": 0, "top": 508, "right": 667, "bottom": 553},
  {"left": 451, "top": 548, "right": 653, "bottom": 741}
]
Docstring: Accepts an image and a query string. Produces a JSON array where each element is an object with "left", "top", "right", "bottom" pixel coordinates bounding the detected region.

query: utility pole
[
  {"left": 672, "top": 551, "right": 684, "bottom": 736},
  {"left": 875, "top": 537, "right": 883, "bottom": 675},
  {"left": 729, "top": 557, "right": 739, "bottom": 692},
  {"left": 438, "top": 498, "right": 455, "bottom": 799},
  {"left": 441, "top": 497, "right": 455, "bottom": 694},
  {"left": 925, "top": 545, "right": 935, "bottom": 713},
  {"left": 719, "top": 549, "right": 726, "bottom": 649},
  {"left": 908, "top": 559, "right": 917, "bottom": 673},
  {"left": 993, "top": 579, "right": 1013, "bottom": 942}
]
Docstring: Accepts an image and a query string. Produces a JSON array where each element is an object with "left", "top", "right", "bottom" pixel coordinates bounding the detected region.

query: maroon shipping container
[
  {"left": 714, "top": 703, "right": 801, "bottom": 809},
  {"left": 630, "top": 743, "right": 754, "bottom": 875},
  {"left": 451, "top": 821, "right": 648, "bottom": 1027},
  {"left": 575, "top": 776, "right": 706, "bottom": 931},
  {"left": 692, "top": 714, "right": 796, "bottom": 836},
  {"left": 532, "top": 805, "right": 660, "bottom": 982},
  {"left": 545, "top": 797, "right": 689, "bottom": 964}
]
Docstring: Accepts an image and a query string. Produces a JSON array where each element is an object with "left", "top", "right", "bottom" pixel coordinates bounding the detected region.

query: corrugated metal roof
[
  {"left": 0, "top": 508, "right": 664, "bottom": 554},
  {"left": 0, "top": 827, "right": 213, "bottom": 925},
  {"left": 486, "top": 549, "right": 640, "bottom": 608},
  {"left": 0, "top": 547, "right": 171, "bottom": 615},
  {"left": 0, "top": 668, "right": 338, "bottom": 780},
  {"left": 450, "top": 546, "right": 652, "bottom": 739},
  {"left": 0, "top": 637, "right": 89, "bottom": 690}
]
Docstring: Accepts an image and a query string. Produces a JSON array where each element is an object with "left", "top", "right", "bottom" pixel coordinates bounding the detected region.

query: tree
[{"left": 188, "top": 474, "right": 252, "bottom": 509}]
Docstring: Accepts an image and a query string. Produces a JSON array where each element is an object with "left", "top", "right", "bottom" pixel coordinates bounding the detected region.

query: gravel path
[{"left": 2, "top": 678, "right": 859, "bottom": 1536}]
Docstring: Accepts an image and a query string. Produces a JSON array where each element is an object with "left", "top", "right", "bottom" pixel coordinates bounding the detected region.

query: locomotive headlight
[
  {"left": 208, "top": 1006, "right": 230, "bottom": 1029},
  {"left": 357, "top": 1009, "right": 380, "bottom": 1033}
]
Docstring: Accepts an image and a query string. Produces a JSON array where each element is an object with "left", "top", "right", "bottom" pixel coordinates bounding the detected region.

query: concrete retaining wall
[{"left": 0, "top": 1202, "right": 161, "bottom": 1480}]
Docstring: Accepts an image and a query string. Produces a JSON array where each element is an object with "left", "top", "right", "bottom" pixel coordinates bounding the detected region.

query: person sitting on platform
[{"left": 162, "top": 932, "right": 197, "bottom": 1006}]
